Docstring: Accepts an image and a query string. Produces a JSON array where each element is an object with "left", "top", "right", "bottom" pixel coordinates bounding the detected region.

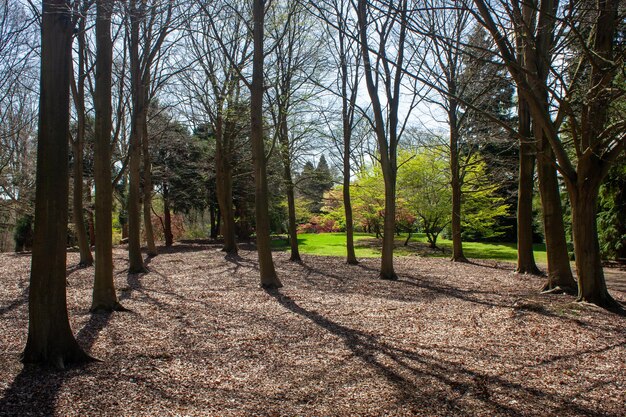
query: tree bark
[
  {"left": 339, "top": 18, "right": 358, "bottom": 265},
  {"left": 535, "top": 131, "right": 576, "bottom": 293},
  {"left": 209, "top": 202, "right": 218, "bottom": 240},
  {"left": 284, "top": 170, "right": 300, "bottom": 262},
  {"left": 22, "top": 0, "right": 92, "bottom": 368},
  {"left": 343, "top": 150, "right": 357, "bottom": 265},
  {"left": 92, "top": 0, "right": 123, "bottom": 312},
  {"left": 449, "top": 109, "right": 467, "bottom": 263},
  {"left": 127, "top": 0, "right": 147, "bottom": 273},
  {"left": 569, "top": 165, "right": 616, "bottom": 307},
  {"left": 516, "top": 97, "right": 540, "bottom": 274},
  {"left": 277, "top": 109, "right": 300, "bottom": 262},
  {"left": 70, "top": 12, "right": 93, "bottom": 267},
  {"left": 142, "top": 96, "right": 157, "bottom": 257},
  {"left": 163, "top": 184, "right": 173, "bottom": 247},
  {"left": 215, "top": 118, "right": 238, "bottom": 253},
  {"left": 357, "top": 0, "right": 407, "bottom": 280},
  {"left": 380, "top": 167, "right": 398, "bottom": 279},
  {"left": 252, "top": 0, "right": 281, "bottom": 288}
]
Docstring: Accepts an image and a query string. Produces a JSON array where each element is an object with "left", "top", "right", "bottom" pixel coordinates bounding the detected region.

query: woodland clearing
[{"left": 0, "top": 243, "right": 624, "bottom": 416}]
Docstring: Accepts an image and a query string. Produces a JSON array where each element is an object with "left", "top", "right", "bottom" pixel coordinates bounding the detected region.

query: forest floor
[{"left": 0, "top": 242, "right": 625, "bottom": 417}]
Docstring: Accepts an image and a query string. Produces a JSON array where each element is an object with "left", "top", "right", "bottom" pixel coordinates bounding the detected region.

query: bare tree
[
  {"left": 252, "top": 0, "right": 282, "bottom": 287},
  {"left": 357, "top": 0, "right": 420, "bottom": 279},
  {"left": 310, "top": 0, "right": 362, "bottom": 265},
  {"left": 91, "top": 0, "right": 124, "bottom": 311},
  {"left": 183, "top": 0, "right": 252, "bottom": 254},
  {"left": 266, "top": 0, "right": 324, "bottom": 262},
  {"left": 69, "top": 0, "right": 94, "bottom": 267},
  {"left": 126, "top": 0, "right": 174, "bottom": 271}
]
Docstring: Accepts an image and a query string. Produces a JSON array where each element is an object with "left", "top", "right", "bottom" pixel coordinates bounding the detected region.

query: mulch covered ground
[{"left": 0, "top": 242, "right": 624, "bottom": 416}]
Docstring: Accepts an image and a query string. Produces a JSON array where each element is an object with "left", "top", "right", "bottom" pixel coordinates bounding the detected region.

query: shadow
[
  {"left": 0, "top": 286, "right": 28, "bottom": 317},
  {"left": 0, "top": 365, "right": 66, "bottom": 416},
  {"left": 0, "top": 310, "right": 113, "bottom": 417},
  {"left": 266, "top": 290, "right": 611, "bottom": 416}
]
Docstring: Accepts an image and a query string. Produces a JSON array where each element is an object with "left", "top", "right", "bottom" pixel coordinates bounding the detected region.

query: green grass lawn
[{"left": 272, "top": 232, "right": 547, "bottom": 263}]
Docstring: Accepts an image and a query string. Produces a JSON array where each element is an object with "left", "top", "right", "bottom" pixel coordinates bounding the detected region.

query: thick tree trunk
[
  {"left": 92, "top": 0, "right": 123, "bottom": 312},
  {"left": 380, "top": 171, "right": 397, "bottom": 280},
  {"left": 215, "top": 120, "right": 238, "bottom": 253},
  {"left": 516, "top": 97, "right": 540, "bottom": 274},
  {"left": 127, "top": 0, "right": 146, "bottom": 273},
  {"left": 252, "top": 0, "right": 281, "bottom": 288},
  {"left": 163, "top": 184, "right": 173, "bottom": 247},
  {"left": 142, "top": 105, "right": 157, "bottom": 257},
  {"left": 536, "top": 132, "right": 576, "bottom": 293},
  {"left": 570, "top": 167, "right": 616, "bottom": 308},
  {"left": 449, "top": 117, "right": 467, "bottom": 263},
  {"left": 22, "top": 0, "right": 92, "bottom": 368}
]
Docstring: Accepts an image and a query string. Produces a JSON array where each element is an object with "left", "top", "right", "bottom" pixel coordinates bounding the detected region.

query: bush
[{"left": 297, "top": 215, "right": 340, "bottom": 234}]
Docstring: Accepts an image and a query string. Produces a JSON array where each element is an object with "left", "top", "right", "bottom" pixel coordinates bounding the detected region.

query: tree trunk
[
  {"left": 342, "top": 100, "right": 357, "bottom": 265},
  {"left": 285, "top": 178, "right": 300, "bottom": 262},
  {"left": 215, "top": 119, "right": 237, "bottom": 254},
  {"left": 252, "top": 0, "right": 281, "bottom": 288},
  {"left": 163, "top": 184, "right": 173, "bottom": 247},
  {"left": 142, "top": 100, "right": 157, "bottom": 257},
  {"left": 570, "top": 165, "right": 616, "bottom": 308},
  {"left": 278, "top": 111, "right": 300, "bottom": 262},
  {"left": 22, "top": 0, "right": 92, "bottom": 368},
  {"left": 343, "top": 167, "right": 358, "bottom": 264},
  {"left": 516, "top": 97, "right": 540, "bottom": 274},
  {"left": 71, "top": 140, "right": 93, "bottom": 266},
  {"left": 380, "top": 170, "right": 397, "bottom": 280},
  {"left": 86, "top": 182, "right": 96, "bottom": 245},
  {"left": 536, "top": 131, "right": 576, "bottom": 293},
  {"left": 71, "top": 14, "right": 93, "bottom": 267},
  {"left": 127, "top": 0, "right": 147, "bottom": 273},
  {"left": 449, "top": 113, "right": 467, "bottom": 262},
  {"left": 209, "top": 202, "right": 218, "bottom": 240},
  {"left": 92, "top": 0, "right": 123, "bottom": 312}
]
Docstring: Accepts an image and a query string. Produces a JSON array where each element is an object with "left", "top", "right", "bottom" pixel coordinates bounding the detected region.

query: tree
[
  {"left": 183, "top": 0, "right": 252, "bottom": 254},
  {"left": 22, "top": 0, "right": 91, "bottom": 368},
  {"left": 252, "top": 0, "right": 282, "bottom": 288},
  {"left": 127, "top": 0, "right": 174, "bottom": 269},
  {"left": 418, "top": 1, "right": 472, "bottom": 262},
  {"left": 127, "top": 0, "right": 148, "bottom": 271},
  {"left": 0, "top": 0, "right": 37, "bottom": 253},
  {"left": 69, "top": 0, "right": 94, "bottom": 267},
  {"left": 357, "top": 0, "right": 417, "bottom": 280},
  {"left": 150, "top": 107, "right": 208, "bottom": 247},
  {"left": 91, "top": 0, "right": 124, "bottom": 312},
  {"left": 310, "top": 0, "right": 362, "bottom": 264},
  {"left": 397, "top": 149, "right": 451, "bottom": 248},
  {"left": 266, "top": 0, "right": 322, "bottom": 262},
  {"left": 472, "top": 0, "right": 625, "bottom": 307},
  {"left": 598, "top": 163, "right": 626, "bottom": 261},
  {"left": 514, "top": 0, "right": 574, "bottom": 291}
]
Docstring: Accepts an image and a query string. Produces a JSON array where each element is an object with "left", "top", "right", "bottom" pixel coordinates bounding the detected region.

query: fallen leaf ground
[{"left": 0, "top": 242, "right": 624, "bottom": 416}]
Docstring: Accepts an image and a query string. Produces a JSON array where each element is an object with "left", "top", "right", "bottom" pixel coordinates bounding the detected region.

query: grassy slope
[{"left": 272, "top": 232, "right": 548, "bottom": 263}]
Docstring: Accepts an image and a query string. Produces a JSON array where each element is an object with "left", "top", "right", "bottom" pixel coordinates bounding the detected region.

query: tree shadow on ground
[
  {"left": 0, "top": 309, "right": 113, "bottom": 416},
  {"left": 265, "top": 289, "right": 614, "bottom": 416},
  {"left": 0, "top": 286, "right": 29, "bottom": 317}
]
